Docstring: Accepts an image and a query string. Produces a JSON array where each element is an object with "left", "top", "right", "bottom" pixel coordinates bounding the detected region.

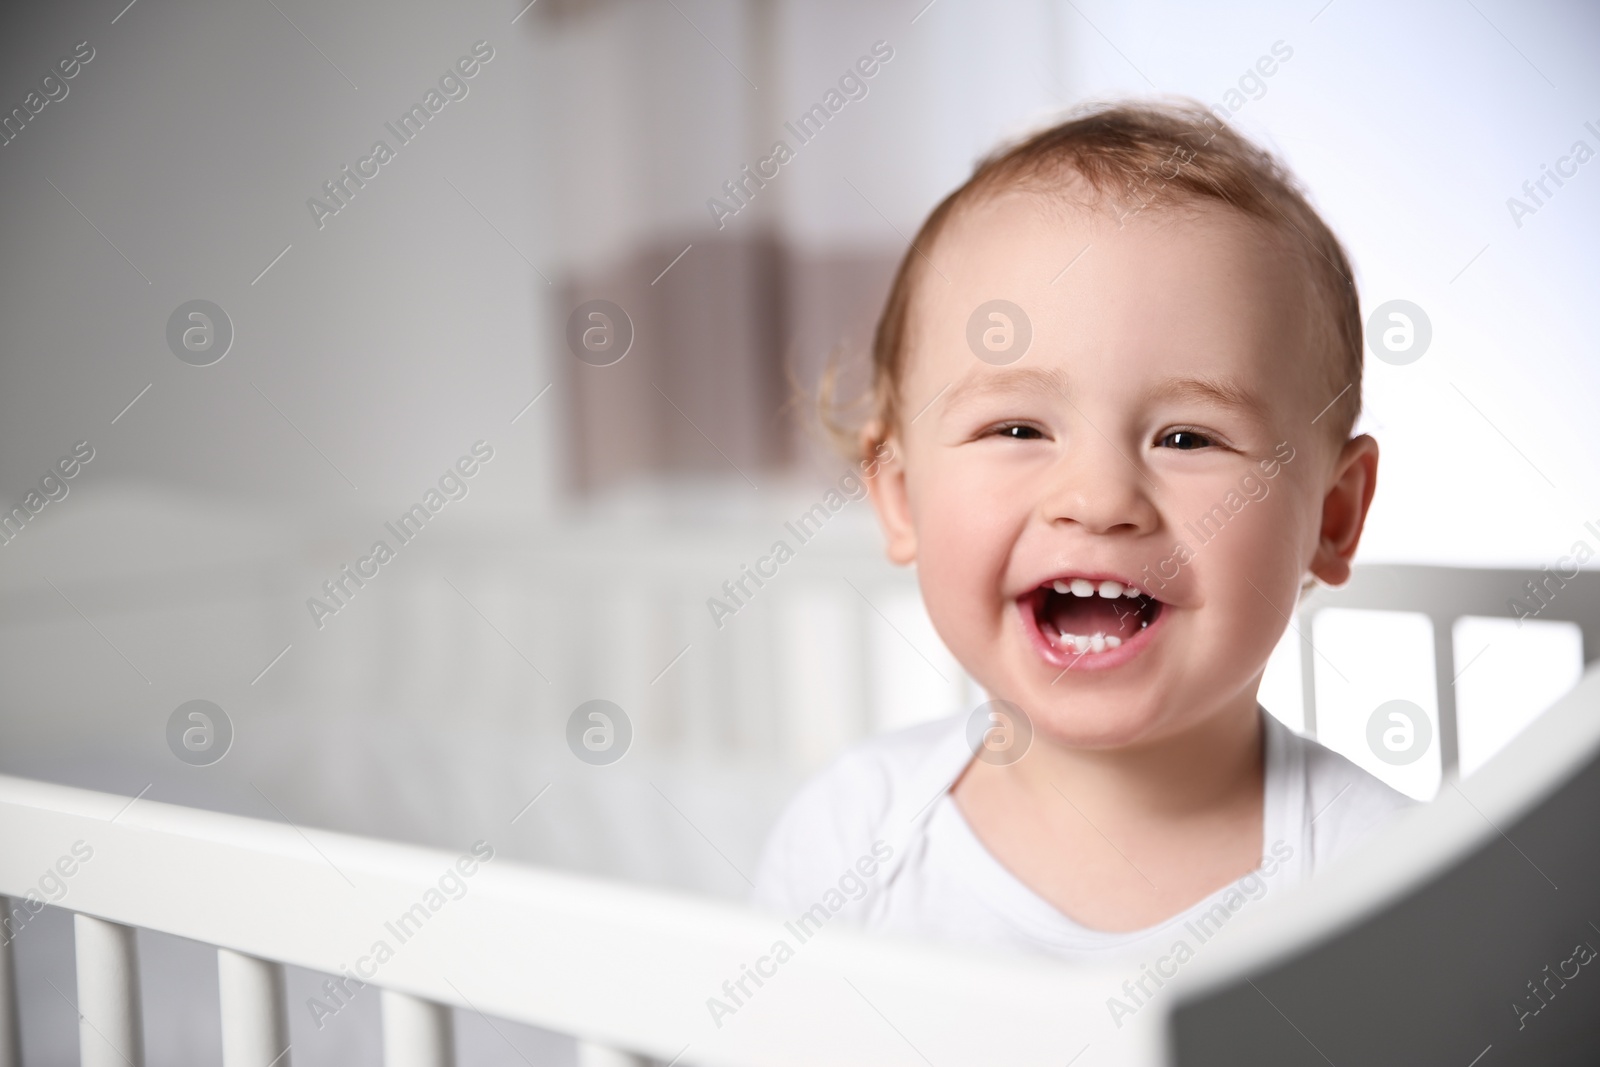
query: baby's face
[{"left": 872, "top": 192, "right": 1360, "bottom": 748}]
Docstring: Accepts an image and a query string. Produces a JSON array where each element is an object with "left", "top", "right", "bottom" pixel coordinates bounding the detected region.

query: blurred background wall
[{"left": 0, "top": 0, "right": 1596, "bottom": 1062}]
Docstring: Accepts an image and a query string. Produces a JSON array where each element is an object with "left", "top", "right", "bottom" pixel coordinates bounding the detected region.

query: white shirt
[{"left": 750, "top": 706, "right": 1417, "bottom": 966}]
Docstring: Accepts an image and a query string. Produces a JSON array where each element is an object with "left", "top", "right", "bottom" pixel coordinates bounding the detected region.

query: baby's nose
[{"left": 1037, "top": 446, "right": 1158, "bottom": 534}]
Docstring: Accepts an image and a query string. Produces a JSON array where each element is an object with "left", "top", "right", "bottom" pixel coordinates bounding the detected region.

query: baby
[{"left": 751, "top": 102, "right": 1414, "bottom": 967}]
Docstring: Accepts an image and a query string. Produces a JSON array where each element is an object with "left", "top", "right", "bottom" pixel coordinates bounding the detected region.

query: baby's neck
[
  {"left": 1007, "top": 695, "right": 1265, "bottom": 816},
  {"left": 951, "top": 693, "right": 1266, "bottom": 932}
]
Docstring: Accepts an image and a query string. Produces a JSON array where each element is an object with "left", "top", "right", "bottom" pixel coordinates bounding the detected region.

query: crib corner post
[{"left": 381, "top": 988, "right": 456, "bottom": 1067}]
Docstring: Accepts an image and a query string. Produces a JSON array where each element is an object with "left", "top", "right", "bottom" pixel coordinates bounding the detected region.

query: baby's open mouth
[{"left": 1024, "top": 576, "right": 1164, "bottom": 655}]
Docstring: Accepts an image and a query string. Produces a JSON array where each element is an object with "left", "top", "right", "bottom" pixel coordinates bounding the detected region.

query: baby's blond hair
[{"left": 823, "top": 100, "right": 1363, "bottom": 460}]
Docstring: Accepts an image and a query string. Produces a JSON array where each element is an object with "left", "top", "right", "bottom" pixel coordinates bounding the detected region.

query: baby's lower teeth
[{"left": 1057, "top": 632, "right": 1123, "bottom": 653}]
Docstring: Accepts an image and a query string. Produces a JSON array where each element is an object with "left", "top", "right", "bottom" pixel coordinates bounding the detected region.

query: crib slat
[
  {"left": 218, "top": 948, "right": 291, "bottom": 1067},
  {"left": 1297, "top": 601, "right": 1319, "bottom": 740},
  {"left": 576, "top": 1042, "right": 650, "bottom": 1067},
  {"left": 73, "top": 913, "right": 145, "bottom": 1067},
  {"left": 1431, "top": 615, "right": 1461, "bottom": 776},
  {"left": 381, "top": 989, "right": 454, "bottom": 1067},
  {"left": 0, "top": 898, "right": 20, "bottom": 1067}
]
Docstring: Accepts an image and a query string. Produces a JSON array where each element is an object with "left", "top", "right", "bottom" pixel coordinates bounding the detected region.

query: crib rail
[
  {"left": 0, "top": 773, "right": 1140, "bottom": 1067},
  {"left": 1296, "top": 563, "right": 1600, "bottom": 774}
]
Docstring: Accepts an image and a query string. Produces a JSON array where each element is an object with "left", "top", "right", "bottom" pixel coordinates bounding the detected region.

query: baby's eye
[
  {"left": 992, "top": 423, "right": 1044, "bottom": 441},
  {"left": 1157, "top": 430, "right": 1214, "bottom": 450}
]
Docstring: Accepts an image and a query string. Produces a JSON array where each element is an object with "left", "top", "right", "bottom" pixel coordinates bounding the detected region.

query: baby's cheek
[
  {"left": 1202, "top": 496, "right": 1307, "bottom": 646},
  {"left": 911, "top": 485, "right": 1015, "bottom": 647},
  {"left": 911, "top": 467, "right": 1010, "bottom": 561},
  {"left": 916, "top": 512, "right": 997, "bottom": 610}
]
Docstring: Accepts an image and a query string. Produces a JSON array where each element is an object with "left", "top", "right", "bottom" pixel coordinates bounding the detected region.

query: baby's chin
[
  {"left": 970, "top": 659, "right": 1178, "bottom": 750},
  {"left": 1021, "top": 694, "right": 1178, "bottom": 751}
]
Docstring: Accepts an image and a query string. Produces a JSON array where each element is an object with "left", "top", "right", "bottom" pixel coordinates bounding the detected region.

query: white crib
[
  {"left": 0, "top": 769, "right": 1146, "bottom": 1067},
  {"left": 2, "top": 559, "right": 1596, "bottom": 1066}
]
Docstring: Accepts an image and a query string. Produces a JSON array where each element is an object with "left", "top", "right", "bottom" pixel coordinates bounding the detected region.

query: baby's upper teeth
[{"left": 1049, "top": 577, "right": 1146, "bottom": 600}]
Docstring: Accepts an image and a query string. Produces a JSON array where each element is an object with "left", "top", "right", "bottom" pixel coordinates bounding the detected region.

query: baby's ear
[
  {"left": 861, "top": 424, "right": 917, "bottom": 566},
  {"left": 1308, "top": 434, "right": 1379, "bottom": 588}
]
